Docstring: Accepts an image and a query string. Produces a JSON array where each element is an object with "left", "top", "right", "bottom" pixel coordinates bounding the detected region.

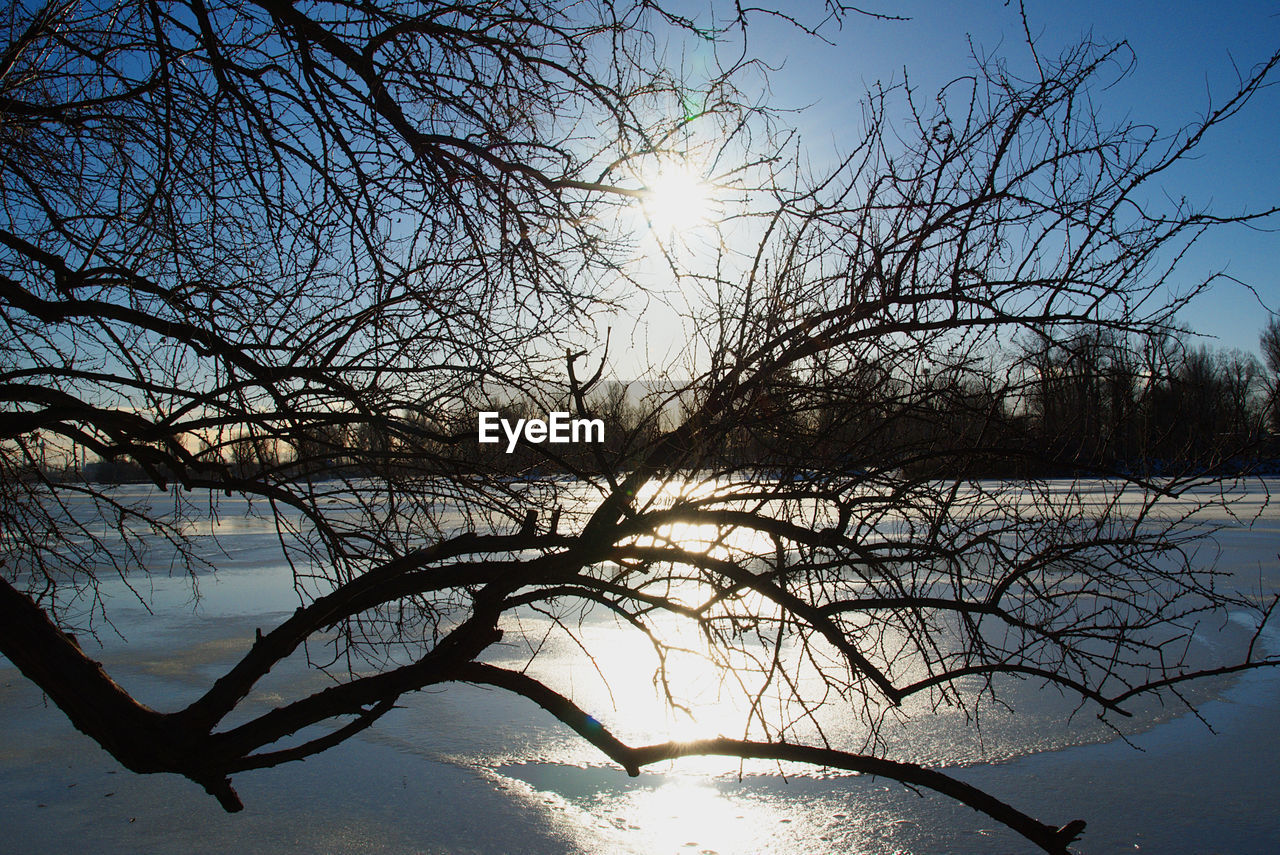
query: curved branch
[{"left": 455, "top": 662, "right": 1084, "bottom": 854}]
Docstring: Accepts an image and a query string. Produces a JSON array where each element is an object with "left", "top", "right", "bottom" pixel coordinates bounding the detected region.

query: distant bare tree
[
  {"left": 1263, "top": 316, "right": 1280, "bottom": 431},
  {"left": 1217, "top": 348, "right": 1265, "bottom": 442},
  {"left": 2, "top": 3, "right": 1278, "bottom": 853}
]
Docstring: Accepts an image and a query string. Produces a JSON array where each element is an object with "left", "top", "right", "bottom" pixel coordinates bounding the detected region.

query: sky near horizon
[{"left": 726, "top": 0, "right": 1280, "bottom": 358}]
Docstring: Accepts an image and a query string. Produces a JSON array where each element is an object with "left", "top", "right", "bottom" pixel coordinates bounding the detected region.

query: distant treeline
[
  {"left": 704, "top": 327, "right": 1280, "bottom": 479},
  {"left": 68, "top": 324, "right": 1280, "bottom": 485}
]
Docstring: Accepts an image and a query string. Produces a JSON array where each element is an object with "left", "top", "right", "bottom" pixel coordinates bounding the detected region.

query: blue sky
[{"left": 742, "top": 0, "right": 1280, "bottom": 357}]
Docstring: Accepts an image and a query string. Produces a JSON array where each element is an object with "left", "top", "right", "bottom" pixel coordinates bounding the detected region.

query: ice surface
[{"left": 2, "top": 479, "right": 1278, "bottom": 853}]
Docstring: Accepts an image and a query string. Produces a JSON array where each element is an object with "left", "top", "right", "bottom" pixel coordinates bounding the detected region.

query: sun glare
[{"left": 640, "top": 162, "right": 715, "bottom": 233}]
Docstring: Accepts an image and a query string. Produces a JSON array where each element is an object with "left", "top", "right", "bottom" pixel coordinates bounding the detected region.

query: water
[{"left": 2, "top": 482, "right": 1278, "bottom": 853}]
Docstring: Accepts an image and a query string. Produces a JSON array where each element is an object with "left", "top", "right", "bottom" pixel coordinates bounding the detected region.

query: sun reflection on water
[
  {"left": 493, "top": 766, "right": 894, "bottom": 855},
  {"left": 623, "top": 778, "right": 758, "bottom": 854}
]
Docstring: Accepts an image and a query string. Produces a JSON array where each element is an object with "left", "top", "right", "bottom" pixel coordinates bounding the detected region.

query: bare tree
[
  {"left": 1263, "top": 315, "right": 1280, "bottom": 432},
  {"left": 2, "top": 3, "right": 1278, "bottom": 853}
]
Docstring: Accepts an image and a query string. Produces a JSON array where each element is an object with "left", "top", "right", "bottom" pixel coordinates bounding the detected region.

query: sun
[{"left": 640, "top": 161, "right": 715, "bottom": 233}]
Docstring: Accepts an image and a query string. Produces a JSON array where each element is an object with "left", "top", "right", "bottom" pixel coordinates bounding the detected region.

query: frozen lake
[{"left": 2, "top": 480, "right": 1278, "bottom": 853}]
